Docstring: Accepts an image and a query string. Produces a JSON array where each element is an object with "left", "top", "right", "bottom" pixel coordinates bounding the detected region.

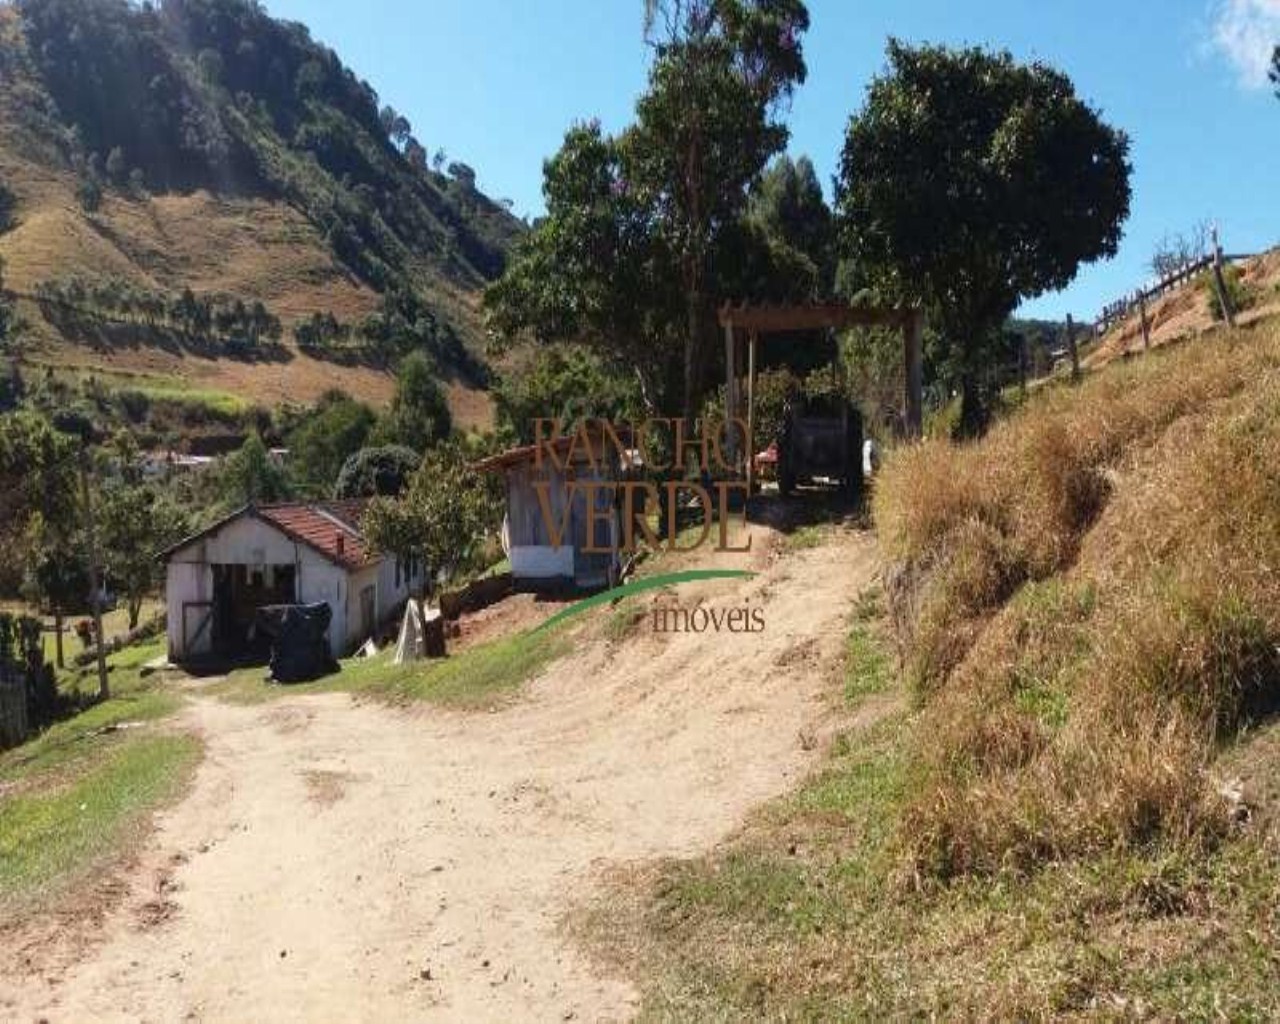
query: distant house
[
  {"left": 160, "top": 501, "right": 422, "bottom": 663},
  {"left": 474, "top": 436, "right": 622, "bottom": 592}
]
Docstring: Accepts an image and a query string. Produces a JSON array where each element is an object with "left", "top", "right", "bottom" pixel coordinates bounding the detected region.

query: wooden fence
[
  {"left": 0, "top": 670, "right": 29, "bottom": 750},
  {"left": 1095, "top": 251, "right": 1255, "bottom": 335}
]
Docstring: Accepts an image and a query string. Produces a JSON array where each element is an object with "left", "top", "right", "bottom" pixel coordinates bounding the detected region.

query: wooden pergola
[{"left": 718, "top": 302, "right": 926, "bottom": 486}]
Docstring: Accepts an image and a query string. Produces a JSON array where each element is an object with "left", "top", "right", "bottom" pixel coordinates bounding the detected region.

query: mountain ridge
[{"left": 0, "top": 0, "right": 523, "bottom": 426}]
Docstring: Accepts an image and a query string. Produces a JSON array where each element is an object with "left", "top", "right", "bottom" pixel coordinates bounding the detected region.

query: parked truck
[{"left": 777, "top": 396, "right": 863, "bottom": 501}]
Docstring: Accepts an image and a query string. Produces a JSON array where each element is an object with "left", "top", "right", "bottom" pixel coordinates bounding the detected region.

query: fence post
[
  {"left": 1065, "top": 314, "right": 1080, "bottom": 381},
  {"left": 1211, "top": 227, "right": 1236, "bottom": 329},
  {"left": 1138, "top": 290, "right": 1151, "bottom": 351}
]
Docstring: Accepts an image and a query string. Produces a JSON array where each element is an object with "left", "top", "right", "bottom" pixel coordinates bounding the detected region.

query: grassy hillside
[
  {"left": 586, "top": 318, "right": 1280, "bottom": 1017},
  {"left": 0, "top": 0, "right": 523, "bottom": 427}
]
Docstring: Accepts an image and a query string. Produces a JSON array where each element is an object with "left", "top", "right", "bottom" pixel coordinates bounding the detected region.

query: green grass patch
[
  {"left": 601, "top": 602, "right": 647, "bottom": 644},
  {"left": 845, "top": 625, "right": 892, "bottom": 702},
  {"left": 1, "top": 639, "right": 177, "bottom": 788},
  {"left": 47, "top": 366, "right": 250, "bottom": 417},
  {"left": 210, "top": 627, "right": 571, "bottom": 710},
  {"left": 0, "top": 733, "right": 200, "bottom": 907},
  {"left": 784, "top": 523, "right": 827, "bottom": 551},
  {"left": 0, "top": 635, "right": 197, "bottom": 908},
  {"left": 844, "top": 586, "right": 893, "bottom": 703}
]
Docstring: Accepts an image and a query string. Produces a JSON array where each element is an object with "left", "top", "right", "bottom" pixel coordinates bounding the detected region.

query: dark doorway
[{"left": 211, "top": 563, "right": 298, "bottom": 658}]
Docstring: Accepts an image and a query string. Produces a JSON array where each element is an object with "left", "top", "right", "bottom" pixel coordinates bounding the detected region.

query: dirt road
[{"left": 4, "top": 524, "right": 879, "bottom": 1022}]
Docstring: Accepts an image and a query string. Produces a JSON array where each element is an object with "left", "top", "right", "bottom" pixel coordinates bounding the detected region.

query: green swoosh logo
[{"left": 533, "top": 569, "right": 756, "bottom": 634}]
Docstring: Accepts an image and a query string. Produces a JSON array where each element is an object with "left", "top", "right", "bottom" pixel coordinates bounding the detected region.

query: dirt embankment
[
  {"left": 2, "top": 519, "right": 879, "bottom": 1022},
  {"left": 1085, "top": 249, "right": 1280, "bottom": 370}
]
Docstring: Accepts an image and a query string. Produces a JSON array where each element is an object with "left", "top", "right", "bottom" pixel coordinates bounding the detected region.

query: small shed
[
  {"left": 160, "top": 501, "right": 423, "bottom": 663},
  {"left": 474, "top": 435, "right": 621, "bottom": 592}
]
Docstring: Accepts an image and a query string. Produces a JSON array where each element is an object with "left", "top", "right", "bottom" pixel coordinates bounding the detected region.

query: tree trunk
[
  {"left": 683, "top": 287, "right": 702, "bottom": 435},
  {"left": 128, "top": 596, "right": 141, "bottom": 632},
  {"left": 957, "top": 374, "right": 987, "bottom": 439},
  {"left": 416, "top": 574, "right": 442, "bottom": 657},
  {"left": 54, "top": 609, "right": 64, "bottom": 669},
  {"left": 81, "top": 458, "right": 109, "bottom": 701}
]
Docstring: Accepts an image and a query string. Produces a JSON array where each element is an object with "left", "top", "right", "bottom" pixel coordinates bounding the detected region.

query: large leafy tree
[
  {"left": 632, "top": 0, "right": 809, "bottom": 422},
  {"left": 494, "top": 344, "right": 644, "bottom": 445},
  {"left": 485, "top": 122, "right": 683, "bottom": 414},
  {"left": 219, "top": 433, "right": 291, "bottom": 507},
  {"left": 836, "top": 41, "right": 1131, "bottom": 434},
  {"left": 488, "top": 1, "right": 810, "bottom": 424},
  {"left": 287, "top": 390, "right": 377, "bottom": 496},
  {"left": 372, "top": 351, "right": 453, "bottom": 452},
  {"left": 0, "top": 412, "right": 80, "bottom": 665},
  {"left": 98, "top": 449, "right": 190, "bottom": 632},
  {"left": 362, "top": 444, "right": 501, "bottom": 603}
]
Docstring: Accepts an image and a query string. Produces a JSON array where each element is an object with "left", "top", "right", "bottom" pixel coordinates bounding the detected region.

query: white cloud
[{"left": 1209, "top": 0, "right": 1280, "bottom": 89}]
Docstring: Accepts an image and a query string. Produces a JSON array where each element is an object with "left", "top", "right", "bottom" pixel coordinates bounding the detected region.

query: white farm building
[{"left": 161, "top": 501, "right": 422, "bottom": 663}]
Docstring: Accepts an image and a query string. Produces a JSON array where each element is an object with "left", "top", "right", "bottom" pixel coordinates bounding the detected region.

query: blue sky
[{"left": 263, "top": 0, "right": 1280, "bottom": 321}]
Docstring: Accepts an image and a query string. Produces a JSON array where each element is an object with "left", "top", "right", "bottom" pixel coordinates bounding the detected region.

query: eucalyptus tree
[{"left": 487, "top": 1, "right": 811, "bottom": 425}]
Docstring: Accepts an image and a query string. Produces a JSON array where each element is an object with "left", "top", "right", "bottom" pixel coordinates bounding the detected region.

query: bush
[
  {"left": 76, "top": 176, "right": 102, "bottom": 213},
  {"left": 0, "top": 180, "right": 14, "bottom": 233},
  {"left": 1200, "top": 264, "right": 1254, "bottom": 322},
  {"left": 335, "top": 445, "right": 420, "bottom": 498}
]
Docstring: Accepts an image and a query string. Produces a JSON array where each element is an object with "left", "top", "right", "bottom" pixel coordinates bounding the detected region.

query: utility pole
[{"left": 80, "top": 454, "right": 109, "bottom": 701}]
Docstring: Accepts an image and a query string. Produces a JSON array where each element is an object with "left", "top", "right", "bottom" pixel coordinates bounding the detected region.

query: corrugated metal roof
[{"left": 472, "top": 428, "right": 630, "bottom": 474}]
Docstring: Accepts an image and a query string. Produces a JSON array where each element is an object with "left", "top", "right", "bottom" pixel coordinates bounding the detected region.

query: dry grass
[
  {"left": 576, "top": 323, "right": 1280, "bottom": 1019},
  {"left": 877, "top": 319, "right": 1280, "bottom": 881}
]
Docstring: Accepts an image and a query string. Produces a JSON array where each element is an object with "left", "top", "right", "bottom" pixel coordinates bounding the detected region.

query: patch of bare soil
[
  {"left": 0, "top": 518, "right": 879, "bottom": 1022},
  {"left": 451, "top": 591, "right": 575, "bottom": 652}
]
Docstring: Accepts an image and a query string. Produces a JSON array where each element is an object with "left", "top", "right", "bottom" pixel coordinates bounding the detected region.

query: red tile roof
[{"left": 257, "top": 502, "right": 374, "bottom": 570}]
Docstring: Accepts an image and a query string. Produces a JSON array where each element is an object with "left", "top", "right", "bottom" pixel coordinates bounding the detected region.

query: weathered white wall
[
  {"left": 503, "top": 454, "right": 620, "bottom": 587},
  {"left": 167, "top": 516, "right": 308, "bottom": 568},
  {"left": 298, "top": 560, "right": 349, "bottom": 659},
  {"left": 165, "top": 561, "right": 213, "bottom": 660},
  {"left": 165, "top": 514, "right": 374, "bottom": 660},
  {"left": 509, "top": 544, "right": 574, "bottom": 582}
]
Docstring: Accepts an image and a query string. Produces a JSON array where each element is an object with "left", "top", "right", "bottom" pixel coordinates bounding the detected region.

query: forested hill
[{"left": 0, "top": 0, "right": 524, "bottom": 420}]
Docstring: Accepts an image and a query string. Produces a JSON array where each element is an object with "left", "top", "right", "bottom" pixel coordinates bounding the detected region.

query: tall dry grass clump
[{"left": 878, "top": 324, "right": 1280, "bottom": 883}]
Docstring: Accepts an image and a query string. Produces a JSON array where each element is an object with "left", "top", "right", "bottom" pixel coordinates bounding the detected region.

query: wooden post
[
  {"left": 723, "top": 319, "right": 737, "bottom": 468},
  {"left": 1138, "top": 290, "right": 1150, "bottom": 351},
  {"left": 1065, "top": 313, "right": 1080, "bottom": 381},
  {"left": 1211, "top": 228, "right": 1236, "bottom": 329},
  {"left": 746, "top": 330, "right": 757, "bottom": 491},
  {"left": 904, "top": 310, "right": 924, "bottom": 439},
  {"left": 80, "top": 455, "right": 109, "bottom": 701}
]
